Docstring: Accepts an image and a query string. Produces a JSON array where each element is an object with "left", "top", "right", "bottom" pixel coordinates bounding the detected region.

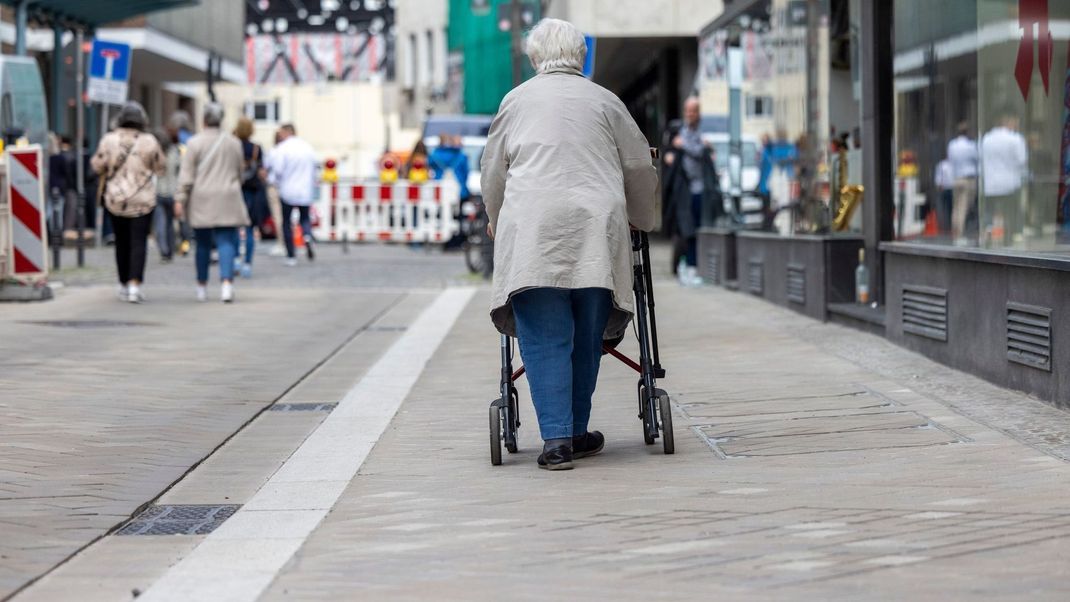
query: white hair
[
  {"left": 525, "top": 18, "right": 587, "bottom": 74},
  {"left": 203, "top": 102, "right": 225, "bottom": 127}
]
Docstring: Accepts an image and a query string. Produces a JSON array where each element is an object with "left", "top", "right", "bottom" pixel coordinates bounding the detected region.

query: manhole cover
[
  {"left": 696, "top": 412, "right": 967, "bottom": 458},
  {"left": 269, "top": 402, "right": 338, "bottom": 412},
  {"left": 19, "top": 319, "right": 160, "bottom": 328},
  {"left": 116, "top": 504, "right": 240, "bottom": 536}
]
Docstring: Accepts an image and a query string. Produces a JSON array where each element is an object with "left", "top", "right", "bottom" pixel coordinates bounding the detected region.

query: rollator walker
[{"left": 488, "top": 227, "right": 674, "bottom": 465}]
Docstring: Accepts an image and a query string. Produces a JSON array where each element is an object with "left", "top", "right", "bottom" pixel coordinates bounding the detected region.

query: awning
[
  {"left": 700, "top": 0, "right": 770, "bottom": 38},
  {"left": 0, "top": 0, "right": 198, "bottom": 28}
]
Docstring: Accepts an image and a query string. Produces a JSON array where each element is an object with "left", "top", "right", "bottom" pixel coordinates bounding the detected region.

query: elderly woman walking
[
  {"left": 482, "top": 18, "right": 657, "bottom": 471},
  {"left": 175, "top": 103, "right": 250, "bottom": 303},
  {"left": 91, "top": 101, "right": 165, "bottom": 303}
]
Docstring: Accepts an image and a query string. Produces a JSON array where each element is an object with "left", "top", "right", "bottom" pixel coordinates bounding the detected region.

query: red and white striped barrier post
[{"left": 4, "top": 146, "right": 48, "bottom": 281}]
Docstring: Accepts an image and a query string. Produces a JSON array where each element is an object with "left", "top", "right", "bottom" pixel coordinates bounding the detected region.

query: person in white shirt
[
  {"left": 267, "top": 124, "right": 318, "bottom": 265},
  {"left": 946, "top": 123, "right": 978, "bottom": 241},
  {"left": 934, "top": 158, "right": 955, "bottom": 235},
  {"left": 980, "top": 114, "right": 1028, "bottom": 246}
]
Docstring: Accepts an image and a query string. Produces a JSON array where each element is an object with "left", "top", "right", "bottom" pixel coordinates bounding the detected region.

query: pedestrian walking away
[
  {"left": 90, "top": 101, "right": 165, "bottom": 303},
  {"left": 268, "top": 123, "right": 318, "bottom": 266},
  {"left": 235, "top": 117, "right": 268, "bottom": 278},
  {"left": 175, "top": 102, "right": 251, "bottom": 303},
  {"left": 152, "top": 127, "right": 181, "bottom": 262},
  {"left": 482, "top": 18, "right": 658, "bottom": 470}
]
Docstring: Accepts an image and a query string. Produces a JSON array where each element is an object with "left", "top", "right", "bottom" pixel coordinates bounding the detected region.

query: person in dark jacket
[{"left": 662, "top": 98, "right": 721, "bottom": 279}]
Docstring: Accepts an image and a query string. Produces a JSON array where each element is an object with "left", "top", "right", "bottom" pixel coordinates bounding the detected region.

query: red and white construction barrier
[
  {"left": 3, "top": 146, "right": 47, "bottom": 280},
  {"left": 313, "top": 179, "right": 460, "bottom": 243}
]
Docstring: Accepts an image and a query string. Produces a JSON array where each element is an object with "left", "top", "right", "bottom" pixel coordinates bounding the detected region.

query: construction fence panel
[{"left": 313, "top": 179, "right": 461, "bottom": 244}]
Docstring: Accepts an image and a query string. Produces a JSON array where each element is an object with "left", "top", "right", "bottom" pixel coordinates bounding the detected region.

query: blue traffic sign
[
  {"left": 89, "top": 40, "right": 131, "bottom": 83},
  {"left": 583, "top": 35, "right": 596, "bottom": 78}
]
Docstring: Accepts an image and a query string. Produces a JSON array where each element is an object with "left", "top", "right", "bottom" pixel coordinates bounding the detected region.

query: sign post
[{"left": 86, "top": 39, "right": 132, "bottom": 105}]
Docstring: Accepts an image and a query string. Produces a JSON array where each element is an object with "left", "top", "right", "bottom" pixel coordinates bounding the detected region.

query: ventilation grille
[
  {"left": 786, "top": 265, "right": 806, "bottom": 304},
  {"left": 1007, "top": 302, "right": 1052, "bottom": 372},
  {"left": 902, "top": 285, "right": 947, "bottom": 341},
  {"left": 747, "top": 259, "right": 763, "bottom": 295},
  {"left": 705, "top": 249, "right": 721, "bottom": 284}
]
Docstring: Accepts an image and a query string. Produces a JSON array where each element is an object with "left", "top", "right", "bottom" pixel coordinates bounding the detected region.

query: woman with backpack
[{"left": 90, "top": 102, "right": 165, "bottom": 303}]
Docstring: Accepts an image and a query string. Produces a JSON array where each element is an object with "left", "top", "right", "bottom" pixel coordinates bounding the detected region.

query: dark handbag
[{"left": 241, "top": 144, "right": 262, "bottom": 188}]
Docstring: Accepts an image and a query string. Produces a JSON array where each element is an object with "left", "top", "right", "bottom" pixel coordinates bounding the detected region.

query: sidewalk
[
  {"left": 257, "top": 285, "right": 1070, "bottom": 599},
  {"left": 15, "top": 272, "right": 1070, "bottom": 600}
]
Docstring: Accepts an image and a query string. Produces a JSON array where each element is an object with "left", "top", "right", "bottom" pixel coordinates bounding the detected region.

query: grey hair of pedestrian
[
  {"left": 167, "top": 110, "right": 191, "bottom": 131},
  {"left": 203, "top": 102, "right": 225, "bottom": 127},
  {"left": 525, "top": 18, "right": 586, "bottom": 74},
  {"left": 116, "top": 101, "right": 148, "bottom": 131}
]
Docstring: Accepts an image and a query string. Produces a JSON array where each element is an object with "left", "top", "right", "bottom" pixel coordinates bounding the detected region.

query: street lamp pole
[
  {"left": 75, "top": 28, "right": 86, "bottom": 268},
  {"left": 510, "top": 1, "right": 522, "bottom": 87}
]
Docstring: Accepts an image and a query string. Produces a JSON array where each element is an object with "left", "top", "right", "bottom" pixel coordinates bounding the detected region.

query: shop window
[
  {"left": 244, "top": 100, "right": 280, "bottom": 124},
  {"left": 746, "top": 94, "right": 773, "bottom": 117},
  {"left": 893, "top": 0, "right": 1070, "bottom": 254}
]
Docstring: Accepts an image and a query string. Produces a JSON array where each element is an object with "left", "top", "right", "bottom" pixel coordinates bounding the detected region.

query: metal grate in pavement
[
  {"left": 19, "top": 319, "right": 161, "bottom": 328},
  {"left": 268, "top": 402, "right": 338, "bottom": 412},
  {"left": 116, "top": 504, "right": 240, "bottom": 536}
]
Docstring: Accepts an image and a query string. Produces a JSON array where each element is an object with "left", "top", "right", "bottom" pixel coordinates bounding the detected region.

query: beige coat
[
  {"left": 90, "top": 128, "right": 165, "bottom": 218},
  {"left": 175, "top": 128, "right": 250, "bottom": 229},
  {"left": 481, "top": 67, "right": 658, "bottom": 339}
]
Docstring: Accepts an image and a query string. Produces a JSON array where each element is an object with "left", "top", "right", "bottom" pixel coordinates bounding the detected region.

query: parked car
[
  {"left": 422, "top": 114, "right": 493, "bottom": 139},
  {"left": 701, "top": 132, "right": 764, "bottom": 227}
]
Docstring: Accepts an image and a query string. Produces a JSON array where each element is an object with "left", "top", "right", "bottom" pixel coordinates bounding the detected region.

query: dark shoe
[
  {"left": 572, "top": 431, "right": 605, "bottom": 459},
  {"left": 306, "top": 239, "right": 315, "bottom": 261},
  {"left": 537, "top": 445, "right": 574, "bottom": 470}
]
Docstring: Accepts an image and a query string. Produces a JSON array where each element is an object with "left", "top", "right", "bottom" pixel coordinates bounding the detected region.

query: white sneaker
[
  {"left": 221, "top": 281, "right": 234, "bottom": 303},
  {"left": 118, "top": 284, "right": 128, "bottom": 300},
  {"left": 196, "top": 285, "right": 207, "bottom": 302},
  {"left": 284, "top": 257, "right": 298, "bottom": 267},
  {"left": 126, "top": 284, "right": 144, "bottom": 303}
]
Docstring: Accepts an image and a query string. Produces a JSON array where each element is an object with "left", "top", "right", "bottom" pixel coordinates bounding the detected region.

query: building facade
[{"left": 697, "top": 0, "right": 1070, "bottom": 405}]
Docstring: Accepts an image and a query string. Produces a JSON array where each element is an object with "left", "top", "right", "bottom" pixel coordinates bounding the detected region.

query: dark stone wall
[
  {"left": 885, "top": 249, "right": 1070, "bottom": 406},
  {"left": 735, "top": 233, "right": 863, "bottom": 321}
]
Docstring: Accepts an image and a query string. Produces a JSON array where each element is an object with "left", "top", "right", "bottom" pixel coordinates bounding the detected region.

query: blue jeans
[
  {"left": 281, "top": 200, "right": 312, "bottom": 259},
  {"left": 194, "top": 227, "right": 239, "bottom": 283},
  {"left": 242, "top": 189, "right": 257, "bottom": 264},
  {"left": 512, "top": 287, "right": 612, "bottom": 441}
]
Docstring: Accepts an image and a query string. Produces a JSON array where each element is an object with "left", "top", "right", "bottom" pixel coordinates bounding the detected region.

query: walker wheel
[
  {"left": 659, "top": 394, "right": 675, "bottom": 455},
  {"left": 639, "top": 386, "right": 656, "bottom": 444},
  {"left": 505, "top": 389, "right": 519, "bottom": 453},
  {"left": 489, "top": 403, "right": 502, "bottom": 466}
]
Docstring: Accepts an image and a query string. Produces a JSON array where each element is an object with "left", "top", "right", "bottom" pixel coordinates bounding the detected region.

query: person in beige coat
[
  {"left": 174, "top": 103, "right": 250, "bottom": 303},
  {"left": 90, "top": 101, "right": 165, "bottom": 303},
  {"left": 481, "top": 18, "right": 657, "bottom": 470}
]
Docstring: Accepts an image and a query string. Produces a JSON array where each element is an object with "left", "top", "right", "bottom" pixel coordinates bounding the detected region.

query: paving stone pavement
[
  {"left": 253, "top": 284, "right": 1070, "bottom": 600},
  {"left": 0, "top": 244, "right": 469, "bottom": 599},
  {"left": 9, "top": 242, "right": 1070, "bottom": 600}
]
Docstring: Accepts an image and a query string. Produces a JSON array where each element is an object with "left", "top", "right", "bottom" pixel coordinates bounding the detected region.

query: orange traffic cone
[
  {"left": 294, "top": 225, "right": 305, "bottom": 248},
  {"left": 924, "top": 208, "right": 938, "bottom": 236}
]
